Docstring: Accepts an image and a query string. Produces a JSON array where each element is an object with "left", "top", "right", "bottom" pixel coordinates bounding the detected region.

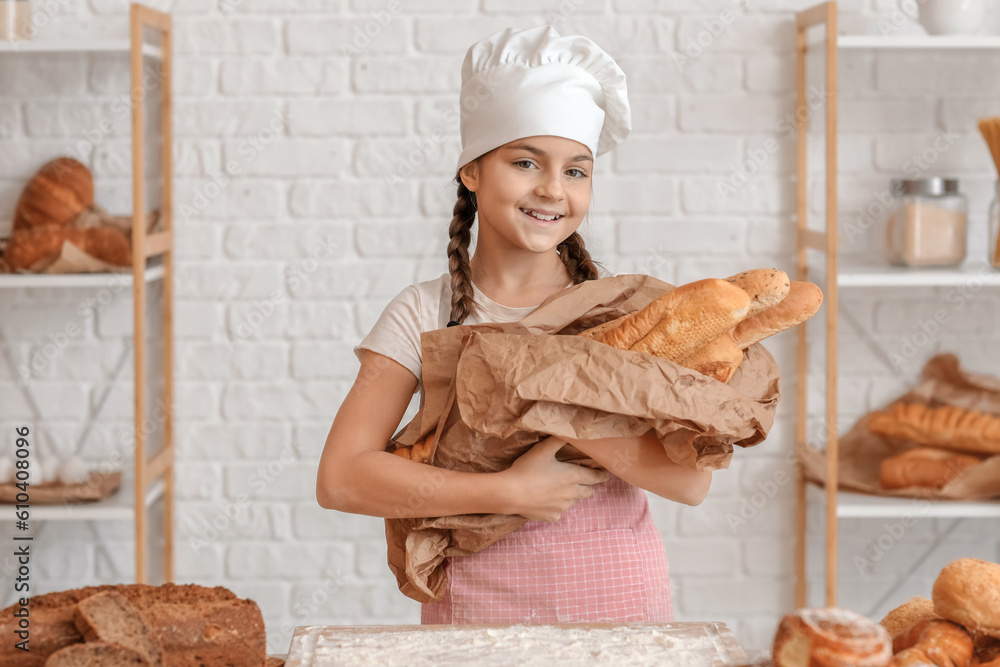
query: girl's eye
[{"left": 514, "top": 160, "right": 587, "bottom": 178}]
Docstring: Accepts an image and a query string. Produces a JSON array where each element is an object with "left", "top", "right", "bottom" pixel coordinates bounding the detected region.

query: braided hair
[{"left": 447, "top": 152, "right": 602, "bottom": 326}]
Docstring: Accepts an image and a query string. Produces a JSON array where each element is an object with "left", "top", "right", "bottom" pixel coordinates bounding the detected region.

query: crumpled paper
[
  {"left": 385, "top": 273, "right": 783, "bottom": 603},
  {"left": 800, "top": 353, "right": 1000, "bottom": 500}
]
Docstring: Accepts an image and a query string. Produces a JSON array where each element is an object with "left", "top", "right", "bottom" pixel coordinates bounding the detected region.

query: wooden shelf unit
[
  {"left": 792, "top": 1, "right": 1000, "bottom": 608},
  {"left": 0, "top": 3, "right": 174, "bottom": 584}
]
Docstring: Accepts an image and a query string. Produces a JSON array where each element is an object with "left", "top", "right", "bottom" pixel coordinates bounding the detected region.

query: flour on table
[{"left": 289, "top": 624, "right": 746, "bottom": 666}]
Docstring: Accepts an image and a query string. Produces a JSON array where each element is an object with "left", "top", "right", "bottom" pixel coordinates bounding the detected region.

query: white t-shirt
[{"left": 354, "top": 268, "right": 612, "bottom": 394}]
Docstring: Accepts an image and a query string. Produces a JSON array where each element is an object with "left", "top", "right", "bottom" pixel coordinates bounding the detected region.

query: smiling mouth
[{"left": 520, "top": 208, "right": 564, "bottom": 222}]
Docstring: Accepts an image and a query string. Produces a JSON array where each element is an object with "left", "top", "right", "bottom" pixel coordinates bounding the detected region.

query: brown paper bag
[
  {"left": 800, "top": 353, "right": 1000, "bottom": 500},
  {"left": 385, "top": 273, "right": 782, "bottom": 603}
]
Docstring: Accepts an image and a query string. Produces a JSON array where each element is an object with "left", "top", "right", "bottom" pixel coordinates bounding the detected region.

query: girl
[{"left": 316, "top": 24, "right": 712, "bottom": 625}]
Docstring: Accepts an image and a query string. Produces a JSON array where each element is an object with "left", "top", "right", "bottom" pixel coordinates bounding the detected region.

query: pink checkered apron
[{"left": 420, "top": 471, "right": 674, "bottom": 624}]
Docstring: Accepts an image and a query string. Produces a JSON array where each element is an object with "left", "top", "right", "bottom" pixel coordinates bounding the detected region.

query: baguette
[
  {"left": 676, "top": 330, "right": 744, "bottom": 383},
  {"left": 878, "top": 447, "right": 982, "bottom": 491},
  {"left": 732, "top": 280, "right": 824, "bottom": 349},
  {"left": 629, "top": 279, "right": 751, "bottom": 362},
  {"left": 725, "top": 268, "right": 790, "bottom": 317},
  {"left": 867, "top": 402, "right": 1000, "bottom": 456}
]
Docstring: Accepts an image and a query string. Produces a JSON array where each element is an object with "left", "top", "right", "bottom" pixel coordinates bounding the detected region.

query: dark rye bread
[
  {"left": 1, "top": 583, "right": 264, "bottom": 667},
  {"left": 45, "top": 641, "right": 150, "bottom": 666},
  {"left": 73, "top": 592, "right": 164, "bottom": 666},
  {"left": 0, "top": 585, "right": 126, "bottom": 666}
]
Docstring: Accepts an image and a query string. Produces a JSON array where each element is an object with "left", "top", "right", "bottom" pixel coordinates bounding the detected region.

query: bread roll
[
  {"left": 725, "top": 268, "right": 790, "bottom": 317},
  {"left": 933, "top": 559, "right": 1000, "bottom": 639},
  {"left": 878, "top": 447, "right": 982, "bottom": 491},
  {"left": 880, "top": 596, "right": 939, "bottom": 637},
  {"left": 772, "top": 607, "right": 892, "bottom": 667},
  {"left": 891, "top": 619, "right": 974, "bottom": 667},
  {"left": 676, "top": 330, "right": 744, "bottom": 383},
  {"left": 867, "top": 402, "right": 1000, "bottom": 456},
  {"left": 629, "top": 279, "right": 750, "bottom": 362},
  {"left": 732, "top": 280, "right": 824, "bottom": 349}
]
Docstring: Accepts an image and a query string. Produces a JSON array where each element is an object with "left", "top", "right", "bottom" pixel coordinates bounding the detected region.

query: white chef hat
[{"left": 456, "top": 24, "right": 631, "bottom": 173}]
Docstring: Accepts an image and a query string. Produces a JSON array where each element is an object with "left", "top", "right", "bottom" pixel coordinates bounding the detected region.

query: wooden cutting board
[{"left": 285, "top": 622, "right": 751, "bottom": 666}]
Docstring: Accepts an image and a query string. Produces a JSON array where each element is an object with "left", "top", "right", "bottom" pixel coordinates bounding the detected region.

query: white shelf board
[
  {"left": 836, "top": 261, "right": 1000, "bottom": 287},
  {"left": 0, "top": 39, "right": 162, "bottom": 58},
  {"left": 838, "top": 34, "right": 1000, "bottom": 50},
  {"left": 0, "top": 263, "right": 164, "bottom": 289},
  {"left": 0, "top": 475, "right": 164, "bottom": 522},
  {"left": 835, "top": 489, "right": 1000, "bottom": 518}
]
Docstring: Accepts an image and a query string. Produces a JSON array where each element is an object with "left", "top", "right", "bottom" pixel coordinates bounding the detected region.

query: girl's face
[{"left": 462, "top": 135, "right": 592, "bottom": 255}]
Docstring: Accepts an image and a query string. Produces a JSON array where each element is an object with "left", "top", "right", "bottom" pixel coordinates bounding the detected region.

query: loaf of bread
[
  {"left": 732, "top": 280, "right": 824, "bottom": 350},
  {"left": 880, "top": 596, "right": 939, "bottom": 637},
  {"left": 772, "top": 607, "right": 892, "bottom": 667},
  {"left": 44, "top": 641, "right": 150, "bottom": 666},
  {"left": 629, "top": 279, "right": 750, "bottom": 362},
  {"left": 724, "top": 268, "right": 790, "bottom": 317},
  {"left": 868, "top": 402, "right": 1000, "bottom": 456},
  {"left": 878, "top": 447, "right": 982, "bottom": 490},
  {"left": 0, "top": 583, "right": 265, "bottom": 667},
  {"left": 891, "top": 619, "right": 974, "bottom": 667},
  {"left": 933, "top": 558, "right": 1000, "bottom": 639},
  {"left": 73, "top": 592, "right": 163, "bottom": 666}
]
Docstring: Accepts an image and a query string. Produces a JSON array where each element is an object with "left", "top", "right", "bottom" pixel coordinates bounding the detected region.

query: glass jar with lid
[{"left": 884, "top": 177, "right": 967, "bottom": 268}]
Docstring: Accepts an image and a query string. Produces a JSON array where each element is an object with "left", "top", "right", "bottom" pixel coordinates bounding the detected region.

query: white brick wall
[{"left": 1, "top": 0, "right": 999, "bottom": 657}]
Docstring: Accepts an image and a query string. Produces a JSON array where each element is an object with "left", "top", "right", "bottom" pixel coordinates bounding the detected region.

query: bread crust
[
  {"left": 933, "top": 559, "right": 1000, "bottom": 639},
  {"left": 629, "top": 279, "right": 750, "bottom": 362},
  {"left": 867, "top": 403, "right": 1000, "bottom": 456}
]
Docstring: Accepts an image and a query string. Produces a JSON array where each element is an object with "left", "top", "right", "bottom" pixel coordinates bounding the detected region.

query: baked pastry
[
  {"left": 891, "top": 619, "right": 974, "bottom": 667},
  {"left": 3, "top": 225, "right": 132, "bottom": 272},
  {"left": 772, "top": 607, "right": 892, "bottom": 667},
  {"left": 724, "top": 267, "right": 790, "bottom": 317},
  {"left": 933, "top": 558, "right": 1000, "bottom": 639},
  {"left": 878, "top": 447, "right": 982, "bottom": 490},
  {"left": 44, "top": 641, "right": 149, "bottom": 666},
  {"left": 732, "top": 280, "right": 824, "bottom": 350},
  {"left": 13, "top": 157, "right": 94, "bottom": 230},
  {"left": 73, "top": 592, "right": 163, "bottom": 666},
  {"left": 867, "top": 402, "right": 1000, "bottom": 456},
  {"left": 595, "top": 278, "right": 751, "bottom": 356},
  {"left": 880, "top": 596, "right": 939, "bottom": 637}
]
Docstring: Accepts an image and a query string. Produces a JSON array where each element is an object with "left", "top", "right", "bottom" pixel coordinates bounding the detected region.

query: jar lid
[{"left": 890, "top": 177, "right": 959, "bottom": 196}]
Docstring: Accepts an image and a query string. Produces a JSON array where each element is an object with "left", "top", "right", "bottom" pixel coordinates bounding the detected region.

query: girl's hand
[{"left": 498, "top": 435, "right": 611, "bottom": 522}]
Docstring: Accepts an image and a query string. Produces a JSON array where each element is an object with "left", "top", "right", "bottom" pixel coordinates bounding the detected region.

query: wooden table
[{"left": 285, "top": 622, "right": 753, "bottom": 666}]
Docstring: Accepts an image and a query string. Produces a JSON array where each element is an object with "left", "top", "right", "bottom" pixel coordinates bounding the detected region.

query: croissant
[
  {"left": 891, "top": 619, "right": 974, "bottom": 667},
  {"left": 867, "top": 402, "right": 1000, "bottom": 456}
]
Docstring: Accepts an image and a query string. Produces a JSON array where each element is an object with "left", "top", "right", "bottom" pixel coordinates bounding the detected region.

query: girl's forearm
[
  {"left": 563, "top": 430, "right": 712, "bottom": 505},
  {"left": 318, "top": 450, "right": 513, "bottom": 519}
]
